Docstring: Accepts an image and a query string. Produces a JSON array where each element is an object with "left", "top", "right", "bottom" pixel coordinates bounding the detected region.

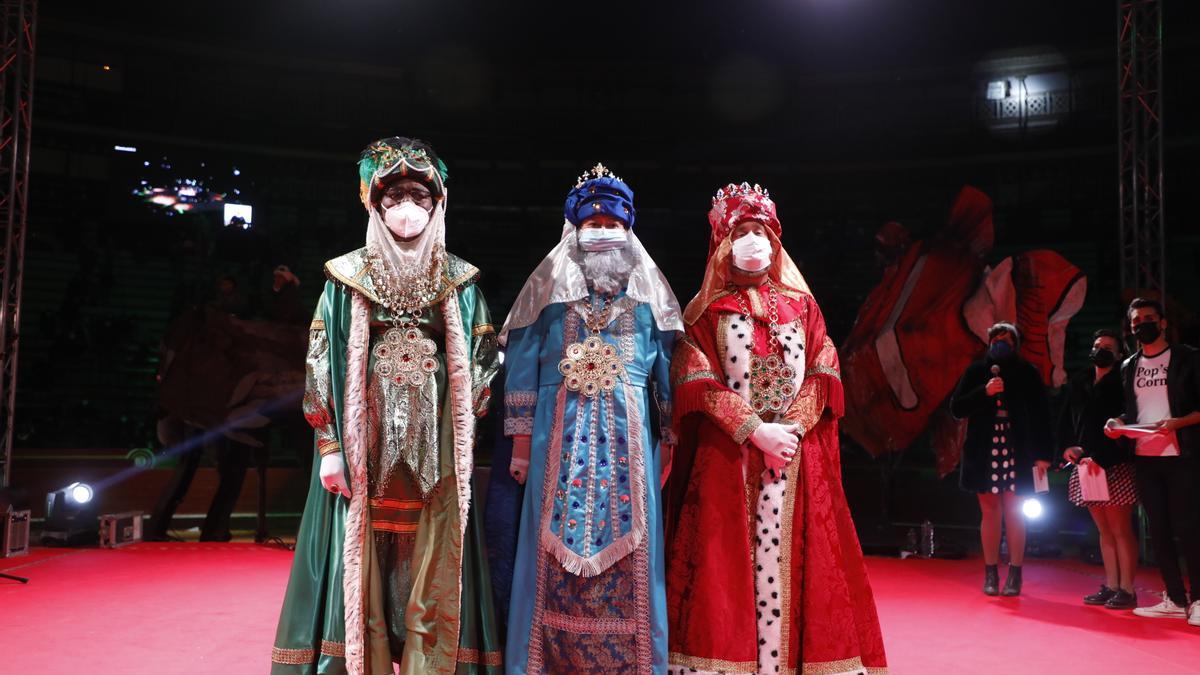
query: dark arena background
[{"left": 3, "top": 1, "right": 1200, "bottom": 672}]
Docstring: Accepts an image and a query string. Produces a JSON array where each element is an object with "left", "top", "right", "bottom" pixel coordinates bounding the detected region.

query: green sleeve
[{"left": 462, "top": 284, "right": 500, "bottom": 416}]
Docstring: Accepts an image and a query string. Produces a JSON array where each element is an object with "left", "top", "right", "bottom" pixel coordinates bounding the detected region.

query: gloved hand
[
  {"left": 750, "top": 422, "right": 800, "bottom": 471},
  {"left": 319, "top": 452, "right": 351, "bottom": 498},
  {"left": 510, "top": 435, "right": 532, "bottom": 485}
]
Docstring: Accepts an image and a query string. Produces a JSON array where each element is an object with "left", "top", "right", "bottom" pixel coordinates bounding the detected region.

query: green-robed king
[{"left": 270, "top": 137, "right": 502, "bottom": 675}]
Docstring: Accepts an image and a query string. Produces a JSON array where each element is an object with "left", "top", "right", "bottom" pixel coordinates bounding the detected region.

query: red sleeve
[{"left": 781, "top": 295, "right": 844, "bottom": 435}]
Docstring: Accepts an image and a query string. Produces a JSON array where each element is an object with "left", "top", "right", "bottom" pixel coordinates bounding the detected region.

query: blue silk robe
[{"left": 503, "top": 293, "right": 674, "bottom": 674}]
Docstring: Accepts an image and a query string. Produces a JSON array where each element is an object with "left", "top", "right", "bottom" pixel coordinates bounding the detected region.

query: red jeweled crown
[
  {"left": 708, "top": 181, "right": 781, "bottom": 245},
  {"left": 712, "top": 181, "right": 771, "bottom": 205}
]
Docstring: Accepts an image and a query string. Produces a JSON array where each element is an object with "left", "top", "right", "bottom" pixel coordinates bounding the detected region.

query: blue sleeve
[
  {"left": 650, "top": 321, "right": 678, "bottom": 446},
  {"left": 502, "top": 314, "right": 544, "bottom": 437}
]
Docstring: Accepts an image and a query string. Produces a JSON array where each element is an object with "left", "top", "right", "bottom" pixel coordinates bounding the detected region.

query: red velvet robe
[{"left": 665, "top": 285, "right": 887, "bottom": 674}]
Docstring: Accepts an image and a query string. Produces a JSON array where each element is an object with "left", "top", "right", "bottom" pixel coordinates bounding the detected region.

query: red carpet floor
[{"left": 2, "top": 544, "right": 1197, "bottom": 673}]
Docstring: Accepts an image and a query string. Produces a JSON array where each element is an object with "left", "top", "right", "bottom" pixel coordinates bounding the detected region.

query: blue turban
[{"left": 564, "top": 168, "right": 636, "bottom": 228}]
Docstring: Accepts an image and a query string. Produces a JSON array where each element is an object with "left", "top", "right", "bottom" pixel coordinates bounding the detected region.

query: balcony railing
[{"left": 977, "top": 89, "right": 1073, "bottom": 123}]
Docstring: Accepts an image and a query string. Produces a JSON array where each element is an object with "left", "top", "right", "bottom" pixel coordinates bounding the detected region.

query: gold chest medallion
[
  {"left": 749, "top": 353, "right": 797, "bottom": 414},
  {"left": 734, "top": 285, "right": 798, "bottom": 415},
  {"left": 373, "top": 326, "right": 438, "bottom": 386},
  {"left": 558, "top": 295, "right": 625, "bottom": 398},
  {"left": 559, "top": 335, "right": 623, "bottom": 398}
]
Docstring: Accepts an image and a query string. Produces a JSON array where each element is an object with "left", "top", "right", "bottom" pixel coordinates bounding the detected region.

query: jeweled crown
[
  {"left": 713, "top": 181, "right": 771, "bottom": 205},
  {"left": 574, "top": 162, "right": 624, "bottom": 188}
]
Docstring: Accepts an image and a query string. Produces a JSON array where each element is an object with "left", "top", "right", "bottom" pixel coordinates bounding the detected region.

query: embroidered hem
[
  {"left": 668, "top": 652, "right": 757, "bottom": 673},
  {"left": 271, "top": 640, "right": 347, "bottom": 665}
]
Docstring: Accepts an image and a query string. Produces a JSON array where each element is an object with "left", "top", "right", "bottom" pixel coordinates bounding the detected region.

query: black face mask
[
  {"left": 1133, "top": 322, "right": 1162, "bottom": 345},
  {"left": 1090, "top": 348, "right": 1116, "bottom": 368},
  {"left": 987, "top": 340, "right": 1014, "bottom": 361}
]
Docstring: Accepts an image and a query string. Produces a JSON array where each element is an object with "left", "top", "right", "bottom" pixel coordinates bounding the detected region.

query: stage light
[
  {"left": 43, "top": 482, "right": 100, "bottom": 546},
  {"left": 114, "top": 145, "right": 137, "bottom": 153},
  {"left": 69, "top": 483, "right": 94, "bottom": 505},
  {"left": 1022, "top": 498, "right": 1043, "bottom": 519}
]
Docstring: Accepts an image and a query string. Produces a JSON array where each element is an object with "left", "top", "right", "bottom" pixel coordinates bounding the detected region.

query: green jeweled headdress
[{"left": 357, "top": 137, "right": 449, "bottom": 207}]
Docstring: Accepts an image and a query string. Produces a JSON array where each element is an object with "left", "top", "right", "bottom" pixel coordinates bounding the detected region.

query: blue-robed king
[{"left": 496, "top": 163, "right": 683, "bottom": 674}]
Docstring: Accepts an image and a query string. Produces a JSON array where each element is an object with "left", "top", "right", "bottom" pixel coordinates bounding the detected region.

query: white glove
[
  {"left": 319, "top": 452, "right": 351, "bottom": 498},
  {"left": 750, "top": 423, "right": 800, "bottom": 468}
]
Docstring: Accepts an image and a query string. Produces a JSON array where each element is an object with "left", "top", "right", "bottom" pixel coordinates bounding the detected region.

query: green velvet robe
[{"left": 271, "top": 249, "right": 502, "bottom": 675}]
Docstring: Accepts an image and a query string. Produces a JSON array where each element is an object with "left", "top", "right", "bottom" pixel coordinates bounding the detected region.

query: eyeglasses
[{"left": 382, "top": 186, "right": 433, "bottom": 203}]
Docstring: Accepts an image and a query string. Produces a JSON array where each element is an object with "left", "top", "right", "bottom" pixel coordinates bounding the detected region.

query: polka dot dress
[{"left": 987, "top": 400, "right": 1017, "bottom": 494}]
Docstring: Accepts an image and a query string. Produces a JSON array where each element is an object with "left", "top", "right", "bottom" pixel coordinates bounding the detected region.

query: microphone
[{"left": 989, "top": 364, "right": 1003, "bottom": 404}]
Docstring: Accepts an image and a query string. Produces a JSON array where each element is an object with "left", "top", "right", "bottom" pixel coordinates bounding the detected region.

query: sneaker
[
  {"left": 1084, "top": 585, "right": 1116, "bottom": 605},
  {"left": 1189, "top": 601, "right": 1200, "bottom": 627},
  {"left": 1132, "top": 592, "right": 1188, "bottom": 619},
  {"left": 1104, "top": 589, "right": 1137, "bottom": 610}
]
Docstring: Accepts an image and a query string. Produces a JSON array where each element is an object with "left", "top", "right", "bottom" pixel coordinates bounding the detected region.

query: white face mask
[
  {"left": 731, "top": 233, "right": 772, "bottom": 272},
  {"left": 383, "top": 202, "right": 431, "bottom": 239},
  {"left": 578, "top": 227, "right": 628, "bottom": 252}
]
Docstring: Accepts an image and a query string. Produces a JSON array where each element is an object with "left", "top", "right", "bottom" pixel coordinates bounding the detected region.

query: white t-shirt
[{"left": 1134, "top": 348, "right": 1180, "bottom": 457}]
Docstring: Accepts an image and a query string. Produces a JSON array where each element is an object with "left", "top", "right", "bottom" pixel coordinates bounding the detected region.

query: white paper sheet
[
  {"left": 1032, "top": 464, "right": 1049, "bottom": 493},
  {"left": 1077, "top": 460, "right": 1110, "bottom": 502},
  {"left": 1114, "top": 424, "right": 1162, "bottom": 438}
]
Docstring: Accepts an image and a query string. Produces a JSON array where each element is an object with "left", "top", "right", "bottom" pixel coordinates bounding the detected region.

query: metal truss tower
[
  {"left": 0, "top": 0, "right": 36, "bottom": 487},
  {"left": 1117, "top": 0, "right": 1166, "bottom": 302}
]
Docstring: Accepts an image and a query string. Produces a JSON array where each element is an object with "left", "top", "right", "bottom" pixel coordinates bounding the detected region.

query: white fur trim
[
  {"left": 441, "top": 291, "right": 475, "bottom": 536},
  {"left": 755, "top": 471, "right": 787, "bottom": 673},
  {"left": 341, "top": 292, "right": 372, "bottom": 675},
  {"left": 723, "top": 314, "right": 753, "bottom": 404},
  {"left": 779, "top": 319, "right": 806, "bottom": 389}
]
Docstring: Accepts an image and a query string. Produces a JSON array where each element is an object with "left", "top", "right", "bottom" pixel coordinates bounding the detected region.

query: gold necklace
[
  {"left": 365, "top": 246, "right": 442, "bottom": 318},
  {"left": 365, "top": 248, "right": 441, "bottom": 387},
  {"left": 732, "top": 285, "right": 797, "bottom": 415}
]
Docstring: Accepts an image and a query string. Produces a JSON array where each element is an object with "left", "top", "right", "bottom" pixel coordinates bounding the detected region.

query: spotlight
[
  {"left": 69, "top": 483, "right": 94, "bottom": 505},
  {"left": 42, "top": 482, "right": 99, "bottom": 546},
  {"left": 1022, "top": 497, "right": 1043, "bottom": 520}
]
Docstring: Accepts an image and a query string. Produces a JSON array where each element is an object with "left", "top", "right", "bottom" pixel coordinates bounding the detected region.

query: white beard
[{"left": 580, "top": 247, "right": 636, "bottom": 296}]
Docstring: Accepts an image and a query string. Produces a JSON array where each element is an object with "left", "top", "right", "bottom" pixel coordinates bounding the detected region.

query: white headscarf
[
  {"left": 364, "top": 189, "right": 448, "bottom": 306},
  {"left": 499, "top": 221, "right": 684, "bottom": 344}
]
